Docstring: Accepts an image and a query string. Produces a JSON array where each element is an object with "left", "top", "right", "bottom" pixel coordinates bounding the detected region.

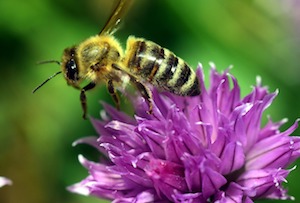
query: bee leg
[
  {"left": 107, "top": 79, "right": 120, "bottom": 111},
  {"left": 80, "top": 82, "right": 96, "bottom": 119},
  {"left": 111, "top": 63, "right": 152, "bottom": 114},
  {"left": 132, "top": 80, "right": 153, "bottom": 114}
]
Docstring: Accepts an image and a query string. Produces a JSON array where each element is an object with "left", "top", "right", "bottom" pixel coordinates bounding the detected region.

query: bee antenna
[
  {"left": 36, "top": 60, "right": 61, "bottom": 65},
  {"left": 32, "top": 71, "right": 62, "bottom": 93}
]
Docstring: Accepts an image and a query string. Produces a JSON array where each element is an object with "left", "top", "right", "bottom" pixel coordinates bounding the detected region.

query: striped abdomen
[{"left": 124, "top": 36, "right": 200, "bottom": 96}]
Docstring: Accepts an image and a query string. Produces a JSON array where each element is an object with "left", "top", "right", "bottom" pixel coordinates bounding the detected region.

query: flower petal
[
  {"left": 68, "top": 155, "right": 126, "bottom": 199},
  {"left": 214, "top": 182, "right": 254, "bottom": 203},
  {"left": 112, "top": 190, "right": 164, "bottom": 203},
  {"left": 145, "top": 158, "right": 187, "bottom": 201},
  {"left": 237, "top": 168, "right": 292, "bottom": 199},
  {"left": 220, "top": 141, "right": 245, "bottom": 174},
  {"left": 182, "top": 152, "right": 227, "bottom": 199},
  {"left": 246, "top": 120, "right": 300, "bottom": 169},
  {"left": 172, "top": 191, "right": 205, "bottom": 203}
]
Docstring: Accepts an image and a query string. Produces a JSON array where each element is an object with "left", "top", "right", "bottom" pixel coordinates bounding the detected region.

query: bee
[{"left": 33, "top": 0, "right": 200, "bottom": 119}]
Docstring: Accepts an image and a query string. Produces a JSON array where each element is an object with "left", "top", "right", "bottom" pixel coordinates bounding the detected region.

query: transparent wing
[{"left": 99, "top": 0, "right": 134, "bottom": 35}]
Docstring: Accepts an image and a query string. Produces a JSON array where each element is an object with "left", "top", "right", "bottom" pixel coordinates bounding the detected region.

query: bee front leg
[
  {"left": 80, "top": 82, "right": 96, "bottom": 119},
  {"left": 107, "top": 79, "right": 120, "bottom": 111}
]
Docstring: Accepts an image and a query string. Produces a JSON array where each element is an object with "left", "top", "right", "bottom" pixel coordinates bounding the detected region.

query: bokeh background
[{"left": 0, "top": 0, "right": 300, "bottom": 202}]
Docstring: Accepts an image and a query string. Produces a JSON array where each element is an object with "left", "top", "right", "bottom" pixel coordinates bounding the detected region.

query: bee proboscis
[{"left": 33, "top": 0, "right": 200, "bottom": 119}]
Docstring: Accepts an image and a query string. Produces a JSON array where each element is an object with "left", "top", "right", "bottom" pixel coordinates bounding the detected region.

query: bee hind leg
[
  {"left": 111, "top": 63, "right": 153, "bottom": 114},
  {"left": 132, "top": 79, "right": 153, "bottom": 114},
  {"left": 107, "top": 79, "right": 120, "bottom": 111}
]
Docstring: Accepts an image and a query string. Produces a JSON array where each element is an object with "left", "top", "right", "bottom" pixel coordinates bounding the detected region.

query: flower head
[
  {"left": 68, "top": 64, "right": 300, "bottom": 202},
  {"left": 0, "top": 177, "right": 12, "bottom": 188}
]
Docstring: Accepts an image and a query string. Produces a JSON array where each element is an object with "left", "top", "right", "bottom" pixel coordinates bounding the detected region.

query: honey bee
[{"left": 33, "top": 0, "right": 200, "bottom": 119}]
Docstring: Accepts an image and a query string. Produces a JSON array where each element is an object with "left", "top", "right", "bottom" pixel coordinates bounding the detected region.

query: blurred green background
[{"left": 0, "top": 0, "right": 300, "bottom": 202}]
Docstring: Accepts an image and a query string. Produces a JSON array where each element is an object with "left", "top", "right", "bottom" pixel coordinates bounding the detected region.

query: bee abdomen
[{"left": 126, "top": 37, "right": 200, "bottom": 96}]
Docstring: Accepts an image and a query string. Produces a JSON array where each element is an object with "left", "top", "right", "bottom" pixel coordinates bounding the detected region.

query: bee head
[{"left": 62, "top": 47, "right": 81, "bottom": 89}]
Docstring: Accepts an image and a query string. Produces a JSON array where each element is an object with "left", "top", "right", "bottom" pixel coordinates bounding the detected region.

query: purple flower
[
  {"left": 68, "top": 63, "right": 300, "bottom": 202},
  {"left": 0, "top": 177, "right": 12, "bottom": 188}
]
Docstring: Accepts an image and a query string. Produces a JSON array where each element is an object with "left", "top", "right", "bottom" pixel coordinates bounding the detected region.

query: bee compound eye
[{"left": 66, "top": 59, "right": 78, "bottom": 81}]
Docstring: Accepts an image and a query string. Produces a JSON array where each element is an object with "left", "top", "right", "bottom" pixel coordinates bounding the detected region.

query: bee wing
[{"left": 99, "top": 0, "right": 134, "bottom": 36}]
